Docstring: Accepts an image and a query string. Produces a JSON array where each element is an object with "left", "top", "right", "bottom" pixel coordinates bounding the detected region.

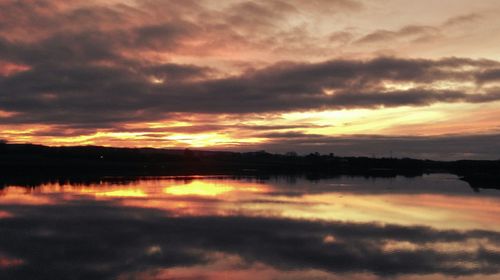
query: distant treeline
[{"left": 1, "top": 143, "right": 499, "bottom": 189}]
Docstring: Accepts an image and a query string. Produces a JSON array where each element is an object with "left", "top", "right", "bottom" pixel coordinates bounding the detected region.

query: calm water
[{"left": 0, "top": 174, "right": 499, "bottom": 280}]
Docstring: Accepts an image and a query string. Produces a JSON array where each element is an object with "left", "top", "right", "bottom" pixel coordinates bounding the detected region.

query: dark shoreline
[{"left": 1, "top": 143, "right": 499, "bottom": 190}]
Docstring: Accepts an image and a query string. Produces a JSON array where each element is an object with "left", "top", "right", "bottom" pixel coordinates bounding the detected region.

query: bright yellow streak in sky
[
  {"left": 164, "top": 133, "right": 262, "bottom": 147},
  {"left": 2, "top": 101, "right": 500, "bottom": 148},
  {"left": 281, "top": 106, "right": 444, "bottom": 135},
  {"left": 165, "top": 133, "right": 233, "bottom": 147}
]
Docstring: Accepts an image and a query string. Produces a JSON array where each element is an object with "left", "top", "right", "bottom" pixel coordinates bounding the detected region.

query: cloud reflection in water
[{"left": 0, "top": 175, "right": 499, "bottom": 279}]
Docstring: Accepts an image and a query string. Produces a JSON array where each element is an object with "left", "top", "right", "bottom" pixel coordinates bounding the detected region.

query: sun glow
[{"left": 164, "top": 133, "right": 262, "bottom": 147}]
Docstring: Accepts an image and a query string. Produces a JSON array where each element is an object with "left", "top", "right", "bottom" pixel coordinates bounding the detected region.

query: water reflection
[
  {"left": 164, "top": 180, "right": 268, "bottom": 196},
  {"left": 0, "top": 174, "right": 499, "bottom": 279}
]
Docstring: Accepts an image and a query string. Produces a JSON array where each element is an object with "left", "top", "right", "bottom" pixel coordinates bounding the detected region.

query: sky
[{"left": 1, "top": 0, "right": 500, "bottom": 159}]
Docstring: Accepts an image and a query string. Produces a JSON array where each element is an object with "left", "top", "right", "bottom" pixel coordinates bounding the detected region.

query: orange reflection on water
[
  {"left": 2, "top": 178, "right": 500, "bottom": 231},
  {"left": 1, "top": 177, "right": 500, "bottom": 280},
  {"left": 30, "top": 178, "right": 268, "bottom": 199},
  {"left": 0, "top": 187, "right": 53, "bottom": 205},
  {"left": 268, "top": 193, "right": 500, "bottom": 231},
  {"left": 122, "top": 179, "right": 270, "bottom": 216},
  {"left": 164, "top": 180, "right": 267, "bottom": 197},
  {"left": 164, "top": 181, "right": 235, "bottom": 196},
  {"left": 79, "top": 188, "right": 147, "bottom": 198}
]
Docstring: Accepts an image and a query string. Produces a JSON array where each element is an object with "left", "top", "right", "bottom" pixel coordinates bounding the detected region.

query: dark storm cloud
[
  {"left": 0, "top": 24, "right": 196, "bottom": 66},
  {"left": 0, "top": 200, "right": 499, "bottom": 279},
  {"left": 143, "top": 63, "right": 214, "bottom": 81},
  {"left": 2, "top": 54, "right": 500, "bottom": 128},
  {"left": 0, "top": 0, "right": 197, "bottom": 38},
  {"left": 476, "top": 69, "right": 500, "bottom": 84}
]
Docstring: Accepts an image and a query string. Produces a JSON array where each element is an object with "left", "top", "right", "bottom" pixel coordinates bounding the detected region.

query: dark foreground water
[{"left": 0, "top": 174, "right": 499, "bottom": 280}]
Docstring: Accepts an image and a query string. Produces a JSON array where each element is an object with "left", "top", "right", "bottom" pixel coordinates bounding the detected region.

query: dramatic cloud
[
  {"left": 0, "top": 200, "right": 499, "bottom": 279},
  {"left": 1, "top": 0, "right": 500, "bottom": 158},
  {"left": 1, "top": 56, "right": 500, "bottom": 127}
]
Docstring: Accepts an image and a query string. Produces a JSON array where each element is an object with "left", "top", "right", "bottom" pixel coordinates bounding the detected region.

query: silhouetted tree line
[{"left": 0, "top": 143, "right": 499, "bottom": 190}]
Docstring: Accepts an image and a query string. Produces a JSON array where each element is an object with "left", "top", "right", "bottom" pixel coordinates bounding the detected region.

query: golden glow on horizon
[
  {"left": 164, "top": 133, "right": 262, "bottom": 147},
  {"left": 164, "top": 133, "right": 232, "bottom": 146},
  {"left": 2, "top": 102, "right": 500, "bottom": 148}
]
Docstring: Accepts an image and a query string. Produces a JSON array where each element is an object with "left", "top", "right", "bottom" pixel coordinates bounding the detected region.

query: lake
[{"left": 0, "top": 174, "right": 499, "bottom": 279}]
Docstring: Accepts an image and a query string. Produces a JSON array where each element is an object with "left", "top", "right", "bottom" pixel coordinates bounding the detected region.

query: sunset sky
[{"left": 1, "top": 0, "right": 500, "bottom": 159}]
